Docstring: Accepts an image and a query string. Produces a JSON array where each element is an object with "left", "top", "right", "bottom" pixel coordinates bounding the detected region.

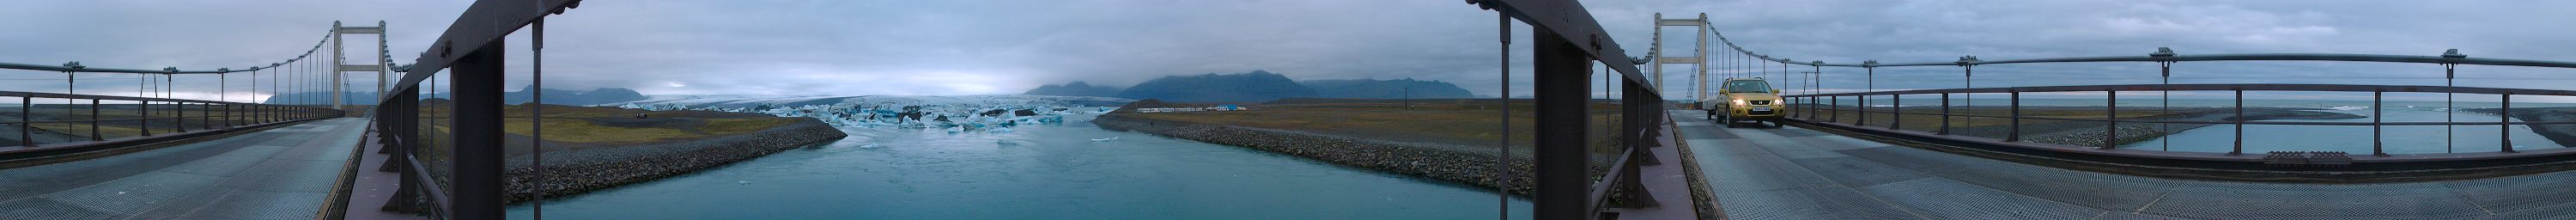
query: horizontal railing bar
[
  {"left": 1824, "top": 109, "right": 2576, "bottom": 125},
  {"left": 1586, "top": 146, "right": 1637, "bottom": 215},
  {"left": 1784, "top": 83, "right": 2576, "bottom": 97},
  {"left": 405, "top": 154, "right": 454, "bottom": 216},
  {"left": 0, "top": 93, "right": 269, "bottom": 105},
  {"left": 1777, "top": 53, "right": 2576, "bottom": 69}
]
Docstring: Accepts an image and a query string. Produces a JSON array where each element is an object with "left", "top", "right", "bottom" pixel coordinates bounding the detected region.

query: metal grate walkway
[{"left": 0, "top": 119, "right": 366, "bottom": 219}]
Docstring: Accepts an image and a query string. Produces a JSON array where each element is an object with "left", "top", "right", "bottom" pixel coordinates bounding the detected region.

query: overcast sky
[{"left": 3, "top": 0, "right": 2571, "bottom": 101}]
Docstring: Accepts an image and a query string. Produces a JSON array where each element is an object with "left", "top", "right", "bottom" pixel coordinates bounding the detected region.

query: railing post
[
  {"left": 2008, "top": 91, "right": 2021, "bottom": 142},
  {"left": 2503, "top": 94, "right": 2514, "bottom": 153},
  {"left": 1858, "top": 95, "right": 1868, "bottom": 126},
  {"left": 1621, "top": 150, "right": 1656, "bottom": 207},
  {"left": 1939, "top": 93, "right": 1951, "bottom": 135},
  {"left": 201, "top": 102, "right": 212, "bottom": 130},
  {"left": 1831, "top": 95, "right": 1839, "bottom": 123},
  {"left": 175, "top": 101, "right": 187, "bottom": 133},
  {"left": 89, "top": 99, "right": 100, "bottom": 141},
  {"left": 381, "top": 87, "right": 418, "bottom": 212},
  {"left": 1528, "top": 28, "right": 1593, "bottom": 220},
  {"left": 2372, "top": 90, "right": 2385, "bottom": 156},
  {"left": 2232, "top": 89, "right": 2244, "bottom": 156},
  {"left": 449, "top": 39, "right": 510, "bottom": 219},
  {"left": 19, "top": 96, "right": 29, "bottom": 147},
  {"left": 139, "top": 100, "right": 151, "bottom": 137},
  {"left": 1891, "top": 95, "right": 1902, "bottom": 130},
  {"left": 2104, "top": 90, "right": 2117, "bottom": 150}
]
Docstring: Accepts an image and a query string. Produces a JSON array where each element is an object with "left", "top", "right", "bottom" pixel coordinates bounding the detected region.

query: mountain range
[{"left": 1023, "top": 70, "right": 1476, "bottom": 102}]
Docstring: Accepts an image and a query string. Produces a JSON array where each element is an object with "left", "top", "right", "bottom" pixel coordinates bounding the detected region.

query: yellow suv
[{"left": 1699, "top": 78, "right": 1784, "bottom": 127}]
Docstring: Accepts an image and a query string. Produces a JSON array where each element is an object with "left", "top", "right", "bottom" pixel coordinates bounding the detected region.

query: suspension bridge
[{"left": 3, "top": 0, "right": 2575, "bottom": 219}]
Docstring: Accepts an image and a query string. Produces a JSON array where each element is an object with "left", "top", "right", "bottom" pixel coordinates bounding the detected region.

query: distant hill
[
  {"left": 1115, "top": 70, "right": 1318, "bottom": 102},
  {"left": 280, "top": 86, "right": 649, "bottom": 106},
  {"left": 1022, "top": 81, "right": 1122, "bottom": 97},
  {"left": 1299, "top": 78, "right": 1474, "bottom": 99},
  {"left": 505, "top": 85, "right": 649, "bottom": 106}
]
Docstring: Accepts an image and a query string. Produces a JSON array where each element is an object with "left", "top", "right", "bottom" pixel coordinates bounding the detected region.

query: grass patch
[
  {"left": 702, "top": 118, "right": 795, "bottom": 136},
  {"left": 502, "top": 119, "right": 697, "bottom": 144}
]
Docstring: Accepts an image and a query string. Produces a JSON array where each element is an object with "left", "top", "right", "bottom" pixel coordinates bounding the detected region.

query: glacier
[{"left": 611, "top": 95, "right": 1133, "bottom": 130}]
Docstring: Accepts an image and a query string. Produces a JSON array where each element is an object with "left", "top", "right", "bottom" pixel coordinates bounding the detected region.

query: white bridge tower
[
  {"left": 332, "top": 21, "right": 391, "bottom": 112},
  {"left": 1650, "top": 13, "right": 1710, "bottom": 102}
]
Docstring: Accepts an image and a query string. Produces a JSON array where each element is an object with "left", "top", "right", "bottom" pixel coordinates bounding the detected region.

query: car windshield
[{"left": 1724, "top": 80, "right": 1771, "bottom": 93}]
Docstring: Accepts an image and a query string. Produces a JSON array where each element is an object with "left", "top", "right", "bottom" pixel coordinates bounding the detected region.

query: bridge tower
[
  {"left": 1649, "top": 13, "right": 1710, "bottom": 101},
  {"left": 331, "top": 21, "right": 390, "bottom": 113}
]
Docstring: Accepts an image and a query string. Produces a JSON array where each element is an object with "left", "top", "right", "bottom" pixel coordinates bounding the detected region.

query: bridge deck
[
  {"left": 0, "top": 119, "right": 366, "bottom": 219},
  {"left": 1675, "top": 110, "right": 2576, "bottom": 219}
]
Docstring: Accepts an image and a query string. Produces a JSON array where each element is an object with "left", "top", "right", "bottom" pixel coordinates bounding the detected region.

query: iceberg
[{"left": 612, "top": 95, "right": 1133, "bottom": 131}]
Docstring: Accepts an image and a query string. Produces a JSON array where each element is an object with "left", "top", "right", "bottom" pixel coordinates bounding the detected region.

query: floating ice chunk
[
  {"left": 2327, "top": 106, "right": 2370, "bottom": 111},
  {"left": 859, "top": 144, "right": 886, "bottom": 149},
  {"left": 737, "top": 180, "right": 751, "bottom": 184},
  {"left": 1091, "top": 137, "right": 1120, "bottom": 142}
]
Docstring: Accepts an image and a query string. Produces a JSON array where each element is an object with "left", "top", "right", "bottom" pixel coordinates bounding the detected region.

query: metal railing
[
  {"left": 371, "top": 1, "right": 580, "bottom": 219},
  {"left": 3, "top": 91, "right": 338, "bottom": 158},
  {"left": 1470, "top": 0, "right": 1692, "bottom": 219},
  {"left": 1784, "top": 83, "right": 2576, "bottom": 156}
]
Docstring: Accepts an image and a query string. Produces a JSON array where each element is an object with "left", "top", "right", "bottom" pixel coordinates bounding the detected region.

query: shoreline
[
  {"left": 500, "top": 119, "right": 848, "bottom": 204},
  {"left": 1091, "top": 113, "right": 1537, "bottom": 198},
  {"left": 2465, "top": 107, "right": 2576, "bottom": 148}
]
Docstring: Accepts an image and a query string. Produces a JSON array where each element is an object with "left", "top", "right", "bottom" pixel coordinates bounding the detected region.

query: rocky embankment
[
  {"left": 2465, "top": 107, "right": 2576, "bottom": 148},
  {"left": 500, "top": 119, "right": 848, "bottom": 203},
  {"left": 1092, "top": 112, "right": 1536, "bottom": 197}
]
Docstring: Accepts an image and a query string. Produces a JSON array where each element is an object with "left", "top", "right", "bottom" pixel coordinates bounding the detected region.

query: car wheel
[{"left": 1722, "top": 114, "right": 1740, "bottom": 128}]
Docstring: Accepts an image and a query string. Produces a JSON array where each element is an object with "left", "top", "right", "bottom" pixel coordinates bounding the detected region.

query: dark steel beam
[
  {"left": 383, "top": 86, "right": 419, "bottom": 212},
  {"left": 382, "top": 0, "right": 580, "bottom": 106},
  {"left": 1468, "top": 0, "right": 1655, "bottom": 97},
  {"left": 447, "top": 40, "right": 508, "bottom": 219},
  {"left": 1530, "top": 27, "right": 1593, "bottom": 220}
]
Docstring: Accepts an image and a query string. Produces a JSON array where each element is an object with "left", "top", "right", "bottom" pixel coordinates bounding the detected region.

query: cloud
[{"left": 0, "top": 0, "right": 2570, "bottom": 102}]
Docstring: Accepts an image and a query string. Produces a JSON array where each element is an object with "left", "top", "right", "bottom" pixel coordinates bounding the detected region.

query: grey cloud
[{"left": 3, "top": 0, "right": 2572, "bottom": 102}]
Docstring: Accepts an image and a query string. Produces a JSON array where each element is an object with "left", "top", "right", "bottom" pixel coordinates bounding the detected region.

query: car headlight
[{"left": 1730, "top": 99, "right": 1747, "bottom": 107}]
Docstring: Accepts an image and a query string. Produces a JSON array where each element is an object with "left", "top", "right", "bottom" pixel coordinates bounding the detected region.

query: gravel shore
[
  {"left": 500, "top": 119, "right": 848, "bottom": 204},
  {"left": 1092, "top": 113, "right": 1537, "bottom": 197}
]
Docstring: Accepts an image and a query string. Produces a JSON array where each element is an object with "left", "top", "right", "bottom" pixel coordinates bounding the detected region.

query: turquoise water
[{"left": 507, "top": 114, "right": 1532, "bottom": 219}]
